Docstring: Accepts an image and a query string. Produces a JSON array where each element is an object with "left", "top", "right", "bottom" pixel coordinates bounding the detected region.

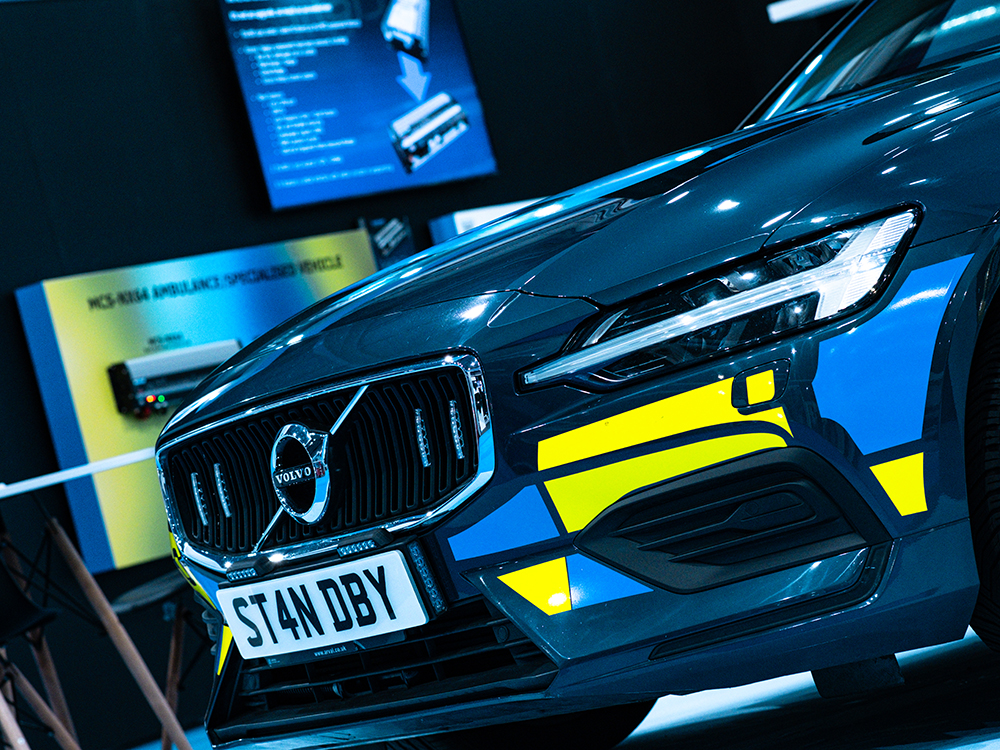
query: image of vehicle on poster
[
  {"left": 382, "top": 1, "right": 471, "bottom": 173},
  {"left": 382, "top": 0, "right": 430, "bottom": 60},
  {"left": 108, "top": 340, "right": 242, "bottom": 419},
  {"left": 390, "top": 91, "right": 470, "bottom": 173}
]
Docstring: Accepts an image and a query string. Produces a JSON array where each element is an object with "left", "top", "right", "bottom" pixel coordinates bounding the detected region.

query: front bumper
[{"left": 166, "top": 232, "right": 989, "bottom": 748}]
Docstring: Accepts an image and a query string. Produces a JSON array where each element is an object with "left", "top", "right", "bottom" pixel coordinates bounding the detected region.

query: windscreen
[{"left": 757, "top": 0, "right": 1000, "bottom": 122}]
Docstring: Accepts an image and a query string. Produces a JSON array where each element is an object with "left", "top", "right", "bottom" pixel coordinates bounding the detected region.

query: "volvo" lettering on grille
[
  {"left": 273, "top": 465, "right": 315, "bottom": 488},
  {"left": 270, "top": 424, "right": 331, "bottom": 525}
]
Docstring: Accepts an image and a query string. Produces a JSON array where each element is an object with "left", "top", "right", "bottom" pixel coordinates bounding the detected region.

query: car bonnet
[{"left": 162, "top": 52, "right": 1000, "bottom": 436}]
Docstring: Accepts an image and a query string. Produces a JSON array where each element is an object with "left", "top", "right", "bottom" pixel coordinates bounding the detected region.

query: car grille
[
  {"left": 210, "top": 597, "right": 557, "bottom": 742},
  {"left": 159, "top": 363, "right": 482, "bottom": 557}
]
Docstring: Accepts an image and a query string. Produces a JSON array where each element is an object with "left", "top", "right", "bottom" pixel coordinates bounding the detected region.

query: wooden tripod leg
[
  {"left": 161, "top": 605, "right": 185, "bottom": 750},
  {"left": 47, "top": 519, "right": 194, "bottom": 750},
  {"left": 22, "top": 632, "right": 76, "bottom": 743},
  {"left": 0, "top": 535, "right": 77, "bottom": 742},
  {"left": 0, "top": 651, "right": 13, "bottom": 705},
  {"left": 5, "top": 664, "right": 80, "bottom": 750},
  {"left": 0, "top": 688, "right": 30, "bottom": 750}
]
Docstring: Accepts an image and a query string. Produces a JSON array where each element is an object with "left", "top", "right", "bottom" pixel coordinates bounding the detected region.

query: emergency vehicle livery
[{"left": 157, "top": 2, "right": 1000, "bottom": 747}]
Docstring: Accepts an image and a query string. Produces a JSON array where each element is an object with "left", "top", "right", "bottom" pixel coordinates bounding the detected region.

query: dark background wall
[{"left": 0, "top": 1, "right": 836, "bottom": 748}]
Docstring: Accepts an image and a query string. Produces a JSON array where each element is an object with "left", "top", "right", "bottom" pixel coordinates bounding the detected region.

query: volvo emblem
[{"left": 270, "top": 423, "right": 330, "bottom": 524}]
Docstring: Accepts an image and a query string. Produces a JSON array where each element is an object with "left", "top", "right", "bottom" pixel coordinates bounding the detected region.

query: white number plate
[{"left": 217, "top": 550, "right": 428, "bottom": 659}]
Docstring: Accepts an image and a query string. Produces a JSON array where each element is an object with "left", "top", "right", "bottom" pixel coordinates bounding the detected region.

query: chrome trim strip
[
  {"left": 584, "top": 309, "right": 625, "bottom": 347},
  {"left": 213, "top": 464, "right": 233, "bottom": 519},
  {"left": 329, "top": 385, "right": 367, "bottom": 437},
  {"left": 253, "top": 508, "right": 286, "bottom": 555},
  {"left": 449, "top": 400, "right": 465, "bottom": 460},
  {"left": 156, "top": 353, "right": 494, "bottom": 575},
  {"left": 191, "top": 473, "right": 209, "bottom": 527},
  {"left": 414, "top": 409, "right": 431, "bottom": 468}
]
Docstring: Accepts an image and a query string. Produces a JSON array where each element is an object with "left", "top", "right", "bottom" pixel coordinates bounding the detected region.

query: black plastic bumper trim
[{"left": 649, "top": 541, "right": 891, "bottom": 661}]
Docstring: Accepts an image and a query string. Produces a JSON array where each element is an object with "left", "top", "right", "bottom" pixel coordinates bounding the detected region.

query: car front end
[{"left": 156, "top": 1, "right": 1000, "bottom": 747}]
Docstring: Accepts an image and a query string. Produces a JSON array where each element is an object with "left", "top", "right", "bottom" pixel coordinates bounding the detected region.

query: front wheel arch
[{"left": 964, "top": 300, "right": 1000, "bottom": 648}]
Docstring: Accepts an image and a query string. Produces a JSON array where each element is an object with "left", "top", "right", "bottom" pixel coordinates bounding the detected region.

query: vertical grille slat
[
  {"left": 400, "top": 382, "right": 430, "bottom": 504},
  {"left": 241, "top": 423, "right": 276, "bottom": 547},
  {"left": 371, "top": 386, "right": 399, "bottom": 520},
  {"left": 422, "top": 375, "right": 452, "bottom": 495},
  {"left": 226, "top": 429, "right": 257, "bottom": 552},
  {"left": 162, "top": 364, "right": 481, "bottom": 556},
  {"left": 391, "top": 385, "right": 415, "bottom": 516},
  {"left": 203, "top": 439, "right": 229, "bottom": 550}
]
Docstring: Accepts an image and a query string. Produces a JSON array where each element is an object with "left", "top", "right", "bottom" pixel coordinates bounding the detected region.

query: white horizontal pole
[
  {"left": 767, "top": 0, "right": 856, "bottom": 23},
  {"left": 0, "top": 447, "right": 156, "bottom": 500}
]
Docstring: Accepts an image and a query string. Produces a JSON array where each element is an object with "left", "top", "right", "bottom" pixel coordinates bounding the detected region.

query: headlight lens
[{"left": 521, "top": 210, "right": 917, "bottom": 388}]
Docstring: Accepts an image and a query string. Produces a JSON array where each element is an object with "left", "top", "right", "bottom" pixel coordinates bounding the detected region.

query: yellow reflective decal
[
  {"left": 537, "top": 378, "right": 791, "bottom": 471},
  {"left": 217, "top": 625, "right": 234, "bottom": 675},
  {"left": 871, "top": 453, "right": 927, "bottom": 516},
  {"left": 170, "top": 533, "right": 215, "bottom": 610},
  {"left": 498, "top": 558, "right": 572, "bottom": 616},
  {"left": 746, "top": 369, "right": 776, "bottom": 405},
  {"left": 545, "top": 433, "right": 787, "bottom": 533}
]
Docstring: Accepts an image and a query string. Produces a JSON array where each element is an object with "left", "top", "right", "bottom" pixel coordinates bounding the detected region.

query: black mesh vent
[
  {"left": 211, "top": 598, "right": 556, "bottom": 741},
  {"left": 575, "top": 448, "right": 890, "bottom": 594},
  {"left": 162, "top": 367, "right": 479, "bottom": 555}
]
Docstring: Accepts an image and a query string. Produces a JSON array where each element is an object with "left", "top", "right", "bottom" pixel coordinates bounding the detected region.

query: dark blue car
[{"left": 156, "top": 1, "right": 1000, "bottom": 747}]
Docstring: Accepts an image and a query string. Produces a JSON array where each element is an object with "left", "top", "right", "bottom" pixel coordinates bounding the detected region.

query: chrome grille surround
[{"left": 156, "top": 354, "right": 493, "bottom": 574}]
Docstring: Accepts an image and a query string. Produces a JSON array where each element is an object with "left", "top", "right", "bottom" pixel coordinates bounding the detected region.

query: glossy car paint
[{"left": 159, "top": 4, "right": 1000, "bottom": 747}]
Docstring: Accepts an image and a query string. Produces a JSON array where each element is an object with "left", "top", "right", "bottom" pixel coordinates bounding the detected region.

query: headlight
[{"left": 521, "top": 209, "right": 918, "bottom": 389}]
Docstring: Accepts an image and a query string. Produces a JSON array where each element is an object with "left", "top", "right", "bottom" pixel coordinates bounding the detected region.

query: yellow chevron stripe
[
  {"left": 537, "top": 378, "right": 791, "bottom": 471},
  {"left": 498, "top": 558, "right": 572, "bottom": 616},
  {"left": 545, "top": 432, "right": 787, "bottom": 532},
  {"left": 871, "top": 452, "right": 927, "bottom": 516},
  {"left": 217, "top": 626, "right": 234, "bottom": 675}
]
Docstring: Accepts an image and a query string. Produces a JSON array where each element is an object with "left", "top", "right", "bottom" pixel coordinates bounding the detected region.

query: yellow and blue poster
[{"left": 17, "top": 229, "right": 377, "bottom": 573}]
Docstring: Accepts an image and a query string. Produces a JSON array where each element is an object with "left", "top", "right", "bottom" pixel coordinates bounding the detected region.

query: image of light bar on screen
[
  {"left": 382, "top": 0, "right": 430, "bottom": 60},
  {"left": 108, "top": 339, "right": 241, "bottom": 419},
  {"left": 389, "top": 91, "right": 469, "bottom": 173}
]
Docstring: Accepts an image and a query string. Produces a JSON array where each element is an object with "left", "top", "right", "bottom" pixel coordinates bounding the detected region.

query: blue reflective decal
[
  {"left": 567, "top": 553, "right": 651, "bottom": 609},
  {"left": 814, "top": 255, "right": 971, "bottom": 455},
  {"left": 448, "top": 485, "right": 560, "bottom": 561},
  {"left": 188, "top": 563, "right": 222, "bottom": 610}
]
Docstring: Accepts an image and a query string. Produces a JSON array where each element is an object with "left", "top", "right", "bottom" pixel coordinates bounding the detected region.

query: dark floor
[
  {"left": 124, "top": 630, "right": 1000, "bottom": 750},
  {"left": 619, "top": 629, "right": 1000, "bottom": 749}
]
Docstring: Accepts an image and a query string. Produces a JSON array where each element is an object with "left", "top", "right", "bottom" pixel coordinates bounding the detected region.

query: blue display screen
[{"left": 220, "top": 0, "right": 497, "bottom": 209}]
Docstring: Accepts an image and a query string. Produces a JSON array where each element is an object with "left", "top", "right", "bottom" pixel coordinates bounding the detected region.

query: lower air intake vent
[
  {"left": 575, "top": 447, "right": 890, "bottom": 593},
  {"left": 210, "top": 597, "right": 556, "bottom": 744}
]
